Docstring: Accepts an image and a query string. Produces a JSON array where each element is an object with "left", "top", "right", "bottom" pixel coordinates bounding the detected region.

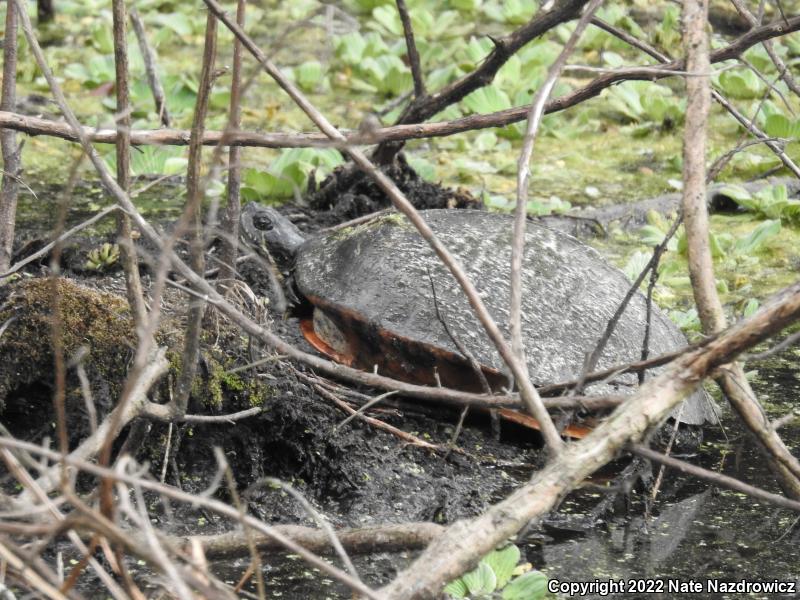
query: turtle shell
[{"left": 295, "top": 209, "right": 713, "bottom": 425}]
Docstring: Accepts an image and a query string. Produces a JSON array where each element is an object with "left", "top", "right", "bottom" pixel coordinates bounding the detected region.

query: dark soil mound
[{"left": 307, "top": 154, "right": 481, "bottom": 227}]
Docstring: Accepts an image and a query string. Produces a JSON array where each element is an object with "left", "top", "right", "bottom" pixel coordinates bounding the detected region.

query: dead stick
[
  {"left": 218, "top": 0, "right": 246, "bottom": 288},
  {"left": 395, "top": 0, "right": 425, "bottom": 98},
  {"left": 511, "top": 0, "right": 602, "bottom": 371},
  {"left": 129, "top": 6, "right": 170, "bottom": 126},
  {"left": 0, "top": 0, "right": 21, "bottom": 274},
  {"left": 631, "top": 443, "right": 800, "bottom": 512}
]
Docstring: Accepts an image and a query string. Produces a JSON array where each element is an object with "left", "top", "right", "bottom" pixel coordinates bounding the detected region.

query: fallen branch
[
  {"left": 630, "top": 444, "right": 800, "bottom": 512},
  {"left": 178, "top": 522, "right": 443, "bottom": 558}
]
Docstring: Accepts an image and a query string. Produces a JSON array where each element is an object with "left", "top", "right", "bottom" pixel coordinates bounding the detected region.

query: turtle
[{"left": 240, "top": 203, "right": 715, "bottom": 427}]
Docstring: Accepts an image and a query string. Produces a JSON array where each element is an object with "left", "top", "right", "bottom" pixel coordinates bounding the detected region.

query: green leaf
[
  {"left": 639, "top": 225, "right": 669, "bottom": 247},
  {"left": 372, "top": 5, "right": 403, "bottom": 36},
  {"left": 623, "top": 251, "right": 651, "bottom": 283},
  {"left": 296, "top": 60, "right": 324, "bottom": 92},
  {"left": 483, "top": 545, "right": 520, "bottom": 589},
  {"left": 149, "top": 12, "right": 194, "bottom": 36},
  {"left": 743, "top": 298, "right": 760, "bottom": 318},
  {"left": 453, "top": 158, "right": 497, "bottom": 177},
  {"left": 463, "top": 86, "right": 511, "bottom": 114},
  {"left": 717, "top": 184, "right": 752, "bottom": 203},
  {"left": 336, "top": 32, "right": 368, "bottom": 64},
  {"left": 763, "top": 114, "right": 800, "bottom": 139},
  {"left": 502, "top": 571, "right": 548, "bottom": 600},
  {"left": 449, "top": 0, "right": 482, "bottom": 12},
  {"left": 474, "top": 131, "right": 498, "bottom": 151},
  {"left": 163, "top": 157, "right": 188, "bottom": 176},
  {"left": 462, "top": 562, "right": 497, "bottom": 596},
  {"left": 671, "top": 307, "right": 701, "bottom": 331},
  {"left": 443, "top": 578, "right": 469, "bottom": 599},
  {"left": 709, "top": 231, "right": 727, "bottom": 259},
  {"left": 718, "top": 69, "right": 763, "bottom": 99},
  {"left": 603, "top": 51, "right": 625, "bottom": 67},
  {"left": 91, "top": 22, "right": 115, "bottom": 54},
  {"left": 463, "top": 36, "right": 494, "bottom": 66},
  {"left": 407, "top": 155, "right": 436, "bottom": 181},
  {"left": 734, "top": 219, "right": 781, "bottom": 255},
  {"left": 428, "top": 65, "right": 461, "bottom": 90}
]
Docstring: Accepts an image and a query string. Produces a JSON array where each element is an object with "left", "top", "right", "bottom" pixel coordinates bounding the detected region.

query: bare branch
[
  {"left": 0, "top": 0, "right": 20, "bottom": 274},
  {"left": 1, "top": 8, "right": 799, "bottom": 155},
  {"left": 0, "top": 438, "right": 385, "bottom": 600},
  {"left": 511, "top": 0, "right": 603, "bottom": 371},
  {"left": 680, "top": 0, "right": 800, "bottom": 498},
  {"left": 181, "top": 522, "right": 443, "bottom": 558},
  {"left": 218, "top": 0, "right": 246, "bottom": 287},
  {"left": 177, "top": 407, "right": 262, "bottom": 424},
  {"left": 373, "top": 0, "right": 591, "bottom": 162},
  {"left": 395, "top": 0, "right": 425, "bottom": 98},
  {"left": 631, "top": 443, "right": 800, "bottom": 512},
  {"left": 0, "top": 204, "right": 119, "bottom": 280},
  {"left": 729, "top": 0, "right": 800, "bottom": 99},
  {"left": 129, "top": 6, "right": 171, "bottom": 126},
  {"left": 112, "top": 0, "right": 147, "bottom": 329},
  {"left": 742, "top": 329, "right": 800, "bottom": 362},
  {"left": 174, "top": 12, "right": 217, "bottom": 415}
]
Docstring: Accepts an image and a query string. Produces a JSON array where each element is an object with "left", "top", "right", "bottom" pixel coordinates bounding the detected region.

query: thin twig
[
  {"left": 335, "top": 391, "right": 399, "bottom": 430},
  {"left": 591, "top": 13, "right": 800, "bottom": 178},
  {"left": 179, "top": 407, "right": 262, "bottom": 424},
  {"left": 577, "top": 215, "right": 682, "bottom": 393},
  {"left": 129, "top": 6, "right": 171, "bottom": 126},
  {"left": 0, "top": 449, "right": 127, "bottom": 599},
  {"left": 382, "top": 279, "right": 800, "bottom": 598},
  {"left": 742, "top": 330, "right": 800, "bottom": 362},
  {"left": 0, "top": 7, "right": 797, "bottom": 154},
  {"left": 511, "top": 0, "right": 603, "bottom": 372},
  {"left": 0, "top": 204, "right": 119, "bottom": 280},
  {"left": 218, "top": 0, "right": 246, "bottom": 289},
  {"left": 729, "top": 0, "right": 800, "bottom": 100},
  {"left": 217, "top": 450, "right": 266, "bottom": 600},
  {"left": 631, "top": 443, "right": 800, "bottom": 512},
  {"left": 372, "top": 0, "right": 591, "bottom": 162},
  {"left": 112, "top": 0, "right": 147, "bottom": 332},
  {"left": 395, "top": 0, "right": 425, "bottom": 98},
  {"left": 313, "top": 383, "right": 448, "bottom": 453},
  {"left": 174, "top": 11, "right": 217, "bottom": 415},
  {"left": 251, "top": 477, "right": 360, "bottom": 583},
  {"left": 0, "top": 0, "right": 21, "bottom": 274}
]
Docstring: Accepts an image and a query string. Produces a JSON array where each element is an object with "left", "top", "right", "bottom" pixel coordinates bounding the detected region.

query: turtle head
[{"left": 240, "top": 203, "right": 305, "bottom": 267}]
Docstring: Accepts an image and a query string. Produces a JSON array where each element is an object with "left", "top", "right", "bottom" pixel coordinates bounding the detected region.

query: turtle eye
[{"left": 253, "top": 213, "right": 274, "bottom": 231}]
